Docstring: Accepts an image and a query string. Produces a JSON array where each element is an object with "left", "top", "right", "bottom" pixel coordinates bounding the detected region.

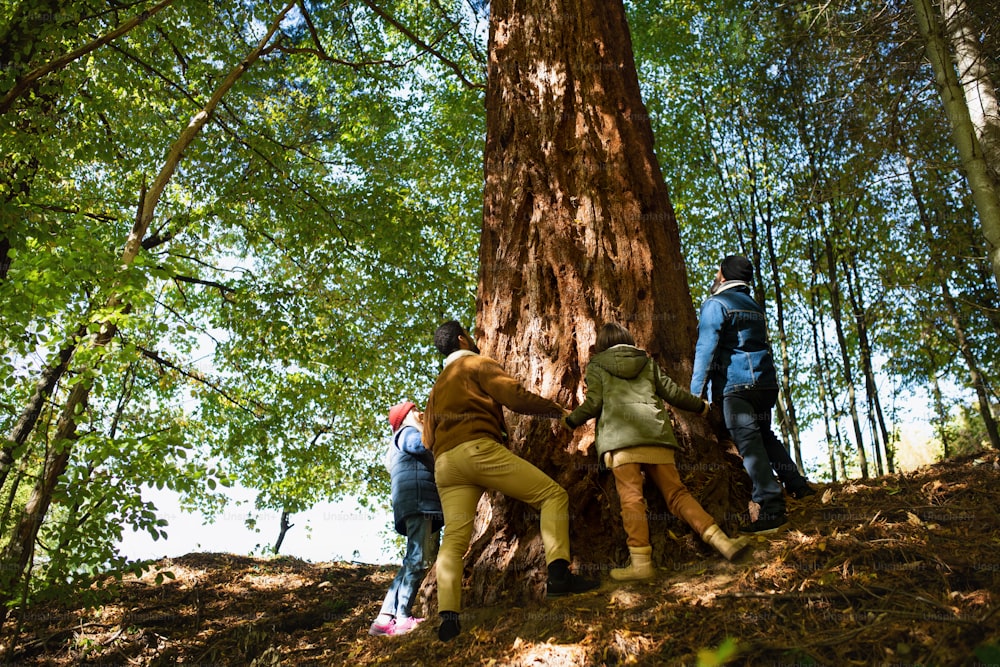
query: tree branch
[
  {"left": 269, "top": 43, "right": 406, "bottom": 68},
  {"left": 136, "top": 346, "right": 264, "bottom": 417},
  {"left": 358, "top": 0, "right": 484, "bottom": 90},
  {"left": 128, "top": 1, "right": 298, "bottom": 267},
  {"left": 286, "top": 1, "right": 418, "bottom": 69},
  {"left": 0, "top": 0, "right": 177, "bottom": 114},
  {"left": 171, "top": 274, "right": 237, "bottom": 299},
  {"left": 31, "top": 204, "right": 119, "bottom": 224}
]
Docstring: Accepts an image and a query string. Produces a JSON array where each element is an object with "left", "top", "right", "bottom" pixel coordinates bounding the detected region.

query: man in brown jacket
[{"left": 425, "top": 321, "right": 599, "bottom": 642}]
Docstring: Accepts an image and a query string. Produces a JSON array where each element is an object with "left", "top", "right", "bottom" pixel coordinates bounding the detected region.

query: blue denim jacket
[{"left": 690, "top": 284, "right": 777, "bottom": 401}]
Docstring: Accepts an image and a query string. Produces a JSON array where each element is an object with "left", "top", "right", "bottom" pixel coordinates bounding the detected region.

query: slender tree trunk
[
  {"left": 914, "top": 0, "right": 1000, "bottom": 289},
  {"left": 941, "top": 0, "right": 1000, "bottom": 179},
  {"left": 842, "top": 259, "right": 886, "bottom": 476},
  {"left": 0, "top": 325, "right": 85, "bottom": 488},
  {"left": 835, "top": 427, "right": 848, "bottom": 481},
  {"left": 0, "top": 384, "right": 86, "bottom": 614},
  {"left": 931, "top": 373, "right": 951, "bottom": 458},
  {"left": 864, "top": 399, "right": 884, "bottom": 477},
  {"left": 814, "top": 361, "right": 837, "bottom": 482},
  {"left": 0, "top": 2, "right": 297, "bottom": 621},
  {"left": 823, "top": 228, "right": 869, "bottom": 478},
  {"left": 764, "top": 208, "right": 802, "bottom": 468},
  {"left": 273, "top": 511, "right": 293, "bottom": 555},
  {"left": 0, "top": 459, "right": 30, "bottom": 539},
  {"left": 816, "top": 245, "right": 849, "bottom": 482},
  {"left": 871, "top": 388, "right": 895, "bottom": 473},
  {"left": 808, "top": 241, "right": 837, "bottom": 481},
  {"left": 451, "top": 0, "right": 747, "bottom": 608},
  {"left": 941, "top": 286, "right": 1000, "bottom": 449},
  {"left": 904, "top": 154, "right": 1000, "bottom": 450},
  {"left": 694, "top": 86, "right": 747, "bottom": 252}
]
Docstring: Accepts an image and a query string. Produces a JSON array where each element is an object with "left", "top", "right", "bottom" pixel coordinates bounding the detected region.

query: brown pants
[{"left": 612, "top": 462, "right": 715, "bottom": 547}]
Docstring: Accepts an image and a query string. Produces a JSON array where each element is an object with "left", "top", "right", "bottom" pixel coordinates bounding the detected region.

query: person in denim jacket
[{"left": 691, "top": 256, "right": 816, "bottom": 533}]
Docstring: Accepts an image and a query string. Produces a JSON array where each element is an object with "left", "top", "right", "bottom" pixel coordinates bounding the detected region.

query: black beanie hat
[{"left": 720, "top": 255, "right": 754, "bottom": 282}]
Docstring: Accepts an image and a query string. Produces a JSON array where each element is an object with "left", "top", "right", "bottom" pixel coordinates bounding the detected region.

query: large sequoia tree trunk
[{"left": 454, "top": 0, "right": 749, "bottom": 609}]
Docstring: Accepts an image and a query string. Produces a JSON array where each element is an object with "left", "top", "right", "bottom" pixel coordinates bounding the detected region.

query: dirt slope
[{"left": 4, "top": 452, "right": 1000, "bottom": 666}]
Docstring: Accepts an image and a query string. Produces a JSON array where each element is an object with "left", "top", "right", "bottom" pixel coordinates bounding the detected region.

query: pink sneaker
[
  {"left": 368, "top": 619, "right": 395, "bottom": 636},
  {"left": 392, "top": 617, "right": 423, "bottom": 635}
]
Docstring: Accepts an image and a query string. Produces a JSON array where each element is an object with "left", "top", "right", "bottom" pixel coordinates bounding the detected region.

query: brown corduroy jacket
[{"left": 424, "top": 351, "right": 564, "bottom": 457}]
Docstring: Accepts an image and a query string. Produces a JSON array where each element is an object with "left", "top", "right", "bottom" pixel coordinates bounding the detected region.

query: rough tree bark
[{"left": 443, "top": 0, "right": 749, "bottom": 609}]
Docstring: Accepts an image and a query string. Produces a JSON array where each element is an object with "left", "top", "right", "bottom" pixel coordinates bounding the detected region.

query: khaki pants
[
  {"left": 612, "top": 462, "right": 715, "bottom": 547},
  {"left": 434, "top": 438, "right": 570, "bottom": 612}
]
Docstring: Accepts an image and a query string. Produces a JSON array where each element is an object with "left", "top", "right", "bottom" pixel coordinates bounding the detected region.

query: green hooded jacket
[{"left": 566, "top": 344, "right": 704, "bottom": 458}]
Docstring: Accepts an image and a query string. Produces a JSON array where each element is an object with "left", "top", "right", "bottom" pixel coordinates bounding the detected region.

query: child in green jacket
[{"left": 565, "top": 323, "right": 749, "bottom": 580}]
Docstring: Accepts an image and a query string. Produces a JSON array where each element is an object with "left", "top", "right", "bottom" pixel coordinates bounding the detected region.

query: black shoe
[
  {"left": 437, "top": 611, "right": 461, "bottom": 642},
  {"left": 741, "top": 514, "right": 789, "bottom": 534},
  {"left": 547, "top": 572, "right": 600, "bottom": 598},
  {"left": 788, "top": 484, "right": 817, "bottom": 500},
  {"left": 546, "top": 559, "right": 600, "bottom": 598}
]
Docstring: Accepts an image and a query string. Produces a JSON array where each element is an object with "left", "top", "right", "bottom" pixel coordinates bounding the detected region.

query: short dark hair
[
  {"left": 434, "top": 320, "right": 468, "bottom": 355},
  {"left": 594, "top": 322, "right": 635, "bottom": 354}
]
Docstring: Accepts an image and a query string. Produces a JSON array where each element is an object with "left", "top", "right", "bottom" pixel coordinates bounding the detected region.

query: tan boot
[
  {"left": 610, "top": 546, "right": 654, "bottom": 581},
  {"left": 702, "top": 524, "right": 751, "bottom": 561}
]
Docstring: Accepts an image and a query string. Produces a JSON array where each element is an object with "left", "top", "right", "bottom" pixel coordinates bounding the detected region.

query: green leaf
[{"left": 697, "top": 637, "right": 739, "bottom": 667}]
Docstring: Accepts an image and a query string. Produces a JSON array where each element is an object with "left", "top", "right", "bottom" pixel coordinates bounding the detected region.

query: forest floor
[{"left": 3, "top": 452, "right": 1000, "bottom": 667}]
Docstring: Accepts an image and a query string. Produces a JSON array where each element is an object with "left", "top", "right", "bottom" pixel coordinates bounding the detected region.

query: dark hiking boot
[
  {"left": 788, "top": 484, "right": 817, "bottom": 500},
  {"left": 437, "top": 611, "right": 461, "bottom": 642},
  {"left": 741, "top": 514, "right": 789, "bottom": 534},
  {"left": 546, "top": 559, "right": 600, "bottom": 598}
]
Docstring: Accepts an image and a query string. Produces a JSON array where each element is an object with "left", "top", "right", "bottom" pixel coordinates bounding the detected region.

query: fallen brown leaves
[{"left": 4, "top": 453, "right": 1000, "bottom": 666}]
